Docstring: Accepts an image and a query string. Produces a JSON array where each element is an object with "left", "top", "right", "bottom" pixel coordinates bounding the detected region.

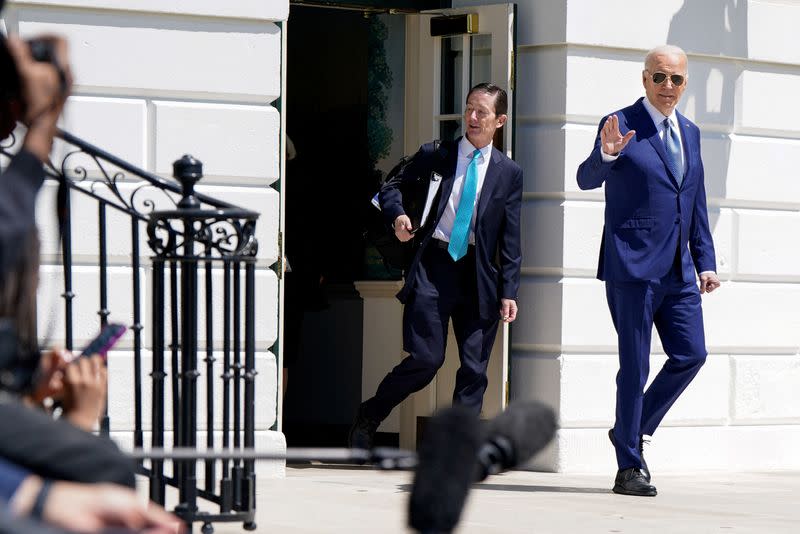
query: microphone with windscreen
[
  {"left": 475, "top": 400, "right": 557, "bottom": 481},
  {"left": 408, "top": 405, "right": 483, "bottom": 534},
  {"left": 408, "top": 401, "right": 557, "bottom": 533}
]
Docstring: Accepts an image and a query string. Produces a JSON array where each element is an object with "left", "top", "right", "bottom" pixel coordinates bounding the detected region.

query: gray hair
[{"left": 644, "top": 45, "right": 688, "bottom": 71}]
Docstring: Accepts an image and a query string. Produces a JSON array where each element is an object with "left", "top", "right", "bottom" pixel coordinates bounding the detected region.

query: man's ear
[{"left": 496, "top": 114, "right": 508, "bottom": 128}]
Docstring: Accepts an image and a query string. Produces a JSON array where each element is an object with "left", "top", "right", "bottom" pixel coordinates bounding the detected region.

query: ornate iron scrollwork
[
  {"left": 146, "top": 154, "right": 259, "bottom": 260},
  {"left": 147, "top": 209, "right": 259, "bottom": 259},
  {"left": 1, "top": 129, "right": 259, "bottom": 258}
]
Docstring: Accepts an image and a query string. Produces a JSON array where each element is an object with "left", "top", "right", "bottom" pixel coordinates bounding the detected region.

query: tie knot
[
  {"left": 472, "top": 149, "right": 481, "bottom": 160},
  {"left": 663, "top": 118, "right": 672, "bottom": 130}
]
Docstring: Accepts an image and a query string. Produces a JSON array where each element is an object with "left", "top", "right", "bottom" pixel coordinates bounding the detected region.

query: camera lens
[{"left": 27, "top": 39, "right": 56, "bottom": 64}]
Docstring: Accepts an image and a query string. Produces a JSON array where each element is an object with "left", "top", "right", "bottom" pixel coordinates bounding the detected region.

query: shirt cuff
[
  {"left": 699, "top": 271, "right": 716, "bottom": 276},
  {"left": 600, "top": 151, "right": 619, "bottom": 163}
]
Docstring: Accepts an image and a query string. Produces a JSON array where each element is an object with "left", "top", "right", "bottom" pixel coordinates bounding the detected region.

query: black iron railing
[{"left": 1, "top": 129, "right": 261, "bottom": 533}]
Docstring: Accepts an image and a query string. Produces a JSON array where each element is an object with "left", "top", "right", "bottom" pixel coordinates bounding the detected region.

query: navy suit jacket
[
  {"left": 576, "top": 98, "right": 716, "bottom": 282},
  {"left": 379, "top": 138, "right": 523, "bottom": 320}
]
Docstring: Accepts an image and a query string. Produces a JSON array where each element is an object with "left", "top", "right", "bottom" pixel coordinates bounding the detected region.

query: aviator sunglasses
[{"left": 649, "top": 71, "right": 685, "bottom": 86}]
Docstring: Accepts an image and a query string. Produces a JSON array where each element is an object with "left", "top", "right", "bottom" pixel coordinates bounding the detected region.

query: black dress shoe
[
  {"left": 608, "top": 428, "right": 651, "bottom": 482},
  {"left": 612, "top": 467, "right": 657, "bottom": 497},
  {"left": 348, "top": 405, "right": 380, "bottom": 450}
]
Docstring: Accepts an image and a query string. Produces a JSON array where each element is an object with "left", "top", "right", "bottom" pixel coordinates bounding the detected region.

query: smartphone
[{"left": 79, "top": 323, "right": 127, "bottom": 359}]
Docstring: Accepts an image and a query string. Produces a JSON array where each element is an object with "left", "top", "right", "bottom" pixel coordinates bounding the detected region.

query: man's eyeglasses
[{"left": 649, "top": 71, "right": 685, "bottom": 86}]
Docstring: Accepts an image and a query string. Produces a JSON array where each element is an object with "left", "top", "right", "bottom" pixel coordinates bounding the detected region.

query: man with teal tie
[
  {"left": 577, "top": 45, "right": 721, "bottom": 496},
  {"left": 349, "top": 83, "right": 523, "bottom": 449}
]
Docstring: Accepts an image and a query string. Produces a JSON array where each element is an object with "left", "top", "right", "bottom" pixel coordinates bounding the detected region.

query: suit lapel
[
  {"left": 432, "top": 139, "right": 502, "bottom": 233},
  {"left": 676, "top": 111, "right": 694, "bottom": 189},
  {"left": 477, "top": 148, "right": 503, "bottom": 223}
]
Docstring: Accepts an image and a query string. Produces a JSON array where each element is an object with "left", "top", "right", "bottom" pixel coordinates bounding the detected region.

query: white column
[{"left": 354, "top": 281, "right": 406, "bottom": 434}]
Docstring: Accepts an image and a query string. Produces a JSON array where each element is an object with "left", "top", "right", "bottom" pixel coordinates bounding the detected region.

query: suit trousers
[
  {"left": 605, "top": 268, "right": 707, "bottom": 470},
  {"left": 363, "top": 243, "right": 500, "bottom": 422},
  {"left": 0, "top": 398, "right": 136, "bottom": 488}
]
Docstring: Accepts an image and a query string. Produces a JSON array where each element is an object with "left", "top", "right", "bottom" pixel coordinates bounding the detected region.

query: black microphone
[
  {"left": 408, "top": 405, "right": 483, "bottom": 534},
  {"left": 475, "top": 400, "right": 557, "bottom": 482}
]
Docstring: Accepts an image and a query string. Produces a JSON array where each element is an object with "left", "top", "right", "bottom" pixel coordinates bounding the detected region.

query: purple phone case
[{"left": 80, "top": 323, "right": 127, "bottom": 358}]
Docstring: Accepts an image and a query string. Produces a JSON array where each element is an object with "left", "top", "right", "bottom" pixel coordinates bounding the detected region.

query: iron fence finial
[{"left": 174, "top": 154, "right": 203, "bottom": 209}]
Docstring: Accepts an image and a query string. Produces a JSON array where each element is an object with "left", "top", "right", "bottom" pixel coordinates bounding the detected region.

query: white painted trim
[{"left": 7, "top": 0, "right": 288, "bottom": 21}]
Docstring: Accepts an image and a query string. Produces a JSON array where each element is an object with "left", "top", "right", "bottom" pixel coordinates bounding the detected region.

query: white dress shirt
[
  {"left": 641, "top": 97, "right": 685, "bottom": 171},
  {"left": 433, "top": 137, "right": 492, "bottom": 245}
]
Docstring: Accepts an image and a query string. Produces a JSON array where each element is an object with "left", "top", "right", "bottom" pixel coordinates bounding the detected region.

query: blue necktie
[
  {"left": 663, "top": 118, "right": 683, "bottom": 185},
  {"left": 448, "top": 149, "right": 481, "bottom": 261}
]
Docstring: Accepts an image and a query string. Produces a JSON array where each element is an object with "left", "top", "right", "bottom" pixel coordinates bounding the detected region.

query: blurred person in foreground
[
  {"left": 0, "top": 8, "right": 182, "bottom": 532},
  {"left": 0, "top": 21, "right": 133, "bottom": 487},
  {"left": 1, "top": 456, "right": 180, "bottom": 534}
]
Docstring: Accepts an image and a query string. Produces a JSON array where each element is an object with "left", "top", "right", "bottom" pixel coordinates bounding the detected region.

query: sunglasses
[{"left": 649, "top": 71, "right": 685, "bottom": 86}]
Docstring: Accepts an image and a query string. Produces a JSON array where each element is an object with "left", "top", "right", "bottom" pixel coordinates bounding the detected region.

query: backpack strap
[{"left": 383, "top": 139, "right": 446, "bottom": 187}]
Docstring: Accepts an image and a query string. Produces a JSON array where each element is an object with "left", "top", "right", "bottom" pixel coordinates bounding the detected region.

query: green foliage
[{"left": 367, "top": 17, "right": 394, "bottom": 171}]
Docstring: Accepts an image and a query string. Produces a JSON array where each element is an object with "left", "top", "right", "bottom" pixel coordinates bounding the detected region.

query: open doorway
[{"left": 282, "top": 4, "right": 407, "bottom": 447}]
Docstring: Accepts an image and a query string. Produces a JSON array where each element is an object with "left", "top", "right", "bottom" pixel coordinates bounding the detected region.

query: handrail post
[
  {"left": 146, "top": 153, "right": 259, "bottom": 531},
  {"left": 174, "top": 155, "right": 202, "bottom": 520}
]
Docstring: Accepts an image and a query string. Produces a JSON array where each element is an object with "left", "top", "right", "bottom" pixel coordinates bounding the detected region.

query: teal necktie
[
  {"left": 663, "top": 118, "right": 683, "bottom": 185},
  {"left": 448, "top": 149, "right": 481, "bottom": 261}
]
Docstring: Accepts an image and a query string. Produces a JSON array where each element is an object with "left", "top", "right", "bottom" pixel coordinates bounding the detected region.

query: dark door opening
[
  {"left": 282, "top": 5, "right": 401, "bottom": 447},
  {"left": 290, "top": 1, "right": 449, "bottom": 12}
]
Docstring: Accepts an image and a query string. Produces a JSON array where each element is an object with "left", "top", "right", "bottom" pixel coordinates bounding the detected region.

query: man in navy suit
[
  {"left": 577, "top": 45, "right": 721, "bottom": 496},
  {"left": 349, "top": 83, "right": 522, "bottom": 448}
]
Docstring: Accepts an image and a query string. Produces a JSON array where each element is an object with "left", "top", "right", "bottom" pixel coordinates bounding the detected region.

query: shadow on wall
[{"left": 667, "top": 0, "right": 748, "bottom": 232}]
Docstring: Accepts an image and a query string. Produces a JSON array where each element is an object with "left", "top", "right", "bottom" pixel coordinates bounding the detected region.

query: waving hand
[{"left": 600, "top": 114, "right": 635, "bottom": 156}]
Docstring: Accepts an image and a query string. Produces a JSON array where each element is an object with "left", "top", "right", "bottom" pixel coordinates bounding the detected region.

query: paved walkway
[{"left": 210, "top": 466, "right": 800, "bottom": 533}]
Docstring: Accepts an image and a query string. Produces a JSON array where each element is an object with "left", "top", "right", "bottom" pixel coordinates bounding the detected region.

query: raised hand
[
  {"left": 6, "top": 35, "right": 73, "bottom": 161},
  {"left": 600, "top": 114, "right": 635, "bottom": 156}
]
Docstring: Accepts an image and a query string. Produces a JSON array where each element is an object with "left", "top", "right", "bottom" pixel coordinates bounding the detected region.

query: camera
[
  {"left": 0, "top": 37, "right": 61, "bottom": 96},
  {"left": 27, "top": 37, "right": 58, "bottom": 64},
  {"left": 0, "top": 36, "right": 67, "bottom": 138},
  {"left": 27, "top": 37, "right": 68, "bottom": 95}
]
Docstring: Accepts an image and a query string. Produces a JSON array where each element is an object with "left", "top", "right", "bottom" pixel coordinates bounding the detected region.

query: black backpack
[{"left": 365, "top": 140, "right": 444, "bottom": 272}]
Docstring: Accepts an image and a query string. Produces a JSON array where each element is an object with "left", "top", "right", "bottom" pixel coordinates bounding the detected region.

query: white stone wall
[
  {"left": 496, "top": 0, "right": 800, "bottom": 472},
  {"left": 2, "top": 0, "right": 287, "bottom": 471}
]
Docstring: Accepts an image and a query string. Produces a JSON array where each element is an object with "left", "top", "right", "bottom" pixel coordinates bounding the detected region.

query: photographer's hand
[
  {"left": 61, "top": 354, "right": 108, "bottom": 431},
  {"left": 12, "top": 476, "right": 184, "bottom": 533},
  {"left": 27, "top": 349, "right": 107, "bottom": 431},
  {"left": 48, "top": 481, "right": 183, "bottom": 533},
  {"left": 26, "top": 347, "right": 70, "bottom": 407},
  {"left": 5, "top": 35, "right": 72, "bottom": 161}
]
